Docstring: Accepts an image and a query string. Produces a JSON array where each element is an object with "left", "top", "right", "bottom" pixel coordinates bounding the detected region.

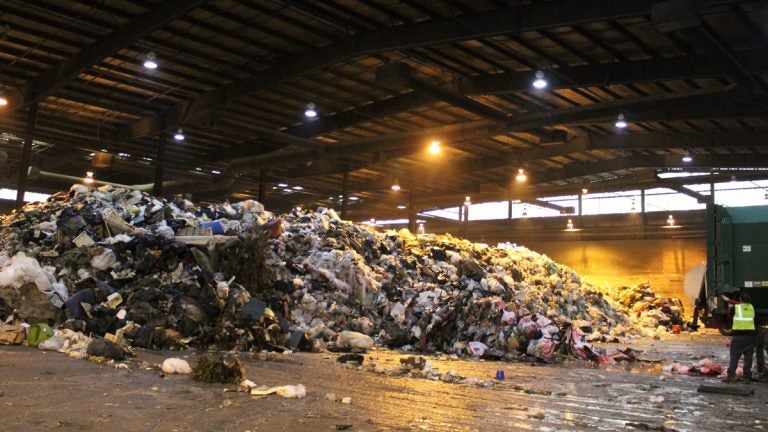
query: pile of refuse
[
  {"left": 593, "top": 282, "right": 686, "bottom": 336},
  {"left": 0, "top": 185, "right": 677, "bottom": 362}
]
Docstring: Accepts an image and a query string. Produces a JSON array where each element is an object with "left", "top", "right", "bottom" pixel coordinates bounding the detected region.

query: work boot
[{"left": 722, "top": 376, "right": 738, "bottom": 384}]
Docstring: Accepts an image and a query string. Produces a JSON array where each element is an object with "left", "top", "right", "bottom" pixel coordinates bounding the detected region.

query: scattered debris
[
  {"left": 161, "top": 358, "right": 192, "bottom": 374},
  {"left": 250, "top": 384, "right": 306, "bottom": 398},
  {"left": 192, "top": 356, "right": 245, "bottom": 384},
  {"left": 697, "top": 385, "right": 754, "bottom": 396},
  {"left": 337, "top": 353, "right": 364, "bottom": 365}
]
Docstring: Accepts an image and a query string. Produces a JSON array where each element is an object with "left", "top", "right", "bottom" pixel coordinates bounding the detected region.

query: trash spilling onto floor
[{"left": 0, "top": 185, "right": 687, "bottom": 365}]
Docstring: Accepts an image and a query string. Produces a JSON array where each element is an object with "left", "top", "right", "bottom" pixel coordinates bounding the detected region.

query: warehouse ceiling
[{"left": 1, "top": 0, "right": 767, "bottom": 220}]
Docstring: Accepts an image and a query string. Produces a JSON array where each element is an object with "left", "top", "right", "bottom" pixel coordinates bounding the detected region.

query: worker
[{"left": 724, "top": 291, "right": 756, "bottom": 383}]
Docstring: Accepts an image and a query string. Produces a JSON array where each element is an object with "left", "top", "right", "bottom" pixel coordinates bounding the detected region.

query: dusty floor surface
[{"left": 0, "top": 331, "right": 765, "bottom": 432}]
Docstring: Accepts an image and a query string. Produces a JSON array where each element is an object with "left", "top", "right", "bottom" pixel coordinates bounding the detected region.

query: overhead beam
[
  {"left": 651, "top": 0, "right": 758, "bottom": 90},
  {"left": 522, "top": 199, "right": 576, "bottom": 214},
  {"left": 666, "top": 185, "right": 710, "bottom": 203},
  {"left": 112, "top": 0, "right": 739, "bottom": 141},
  {"left": 375, "top": 62, "right": 566, "bottom": 143},
  {"left": 460, "top": 48, "right": 768, "bottom": 95},
  {"left": 587, "top": 130, "right": 768, "bottom": 150},
  {"left": 23, "top": 0, "right": 204, "bottom": 104}
]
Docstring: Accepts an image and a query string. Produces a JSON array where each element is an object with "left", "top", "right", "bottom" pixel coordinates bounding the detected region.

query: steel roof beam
[
  {"left": 21, "top": 0, "right": 204, "bottom": 105},
  {"left": 112, "top": 0, "right": 742, "bottom": 141}
]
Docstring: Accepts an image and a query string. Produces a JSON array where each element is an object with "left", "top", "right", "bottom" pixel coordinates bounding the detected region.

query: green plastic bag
[{"left": 26, "top": 323, "right": 53, "bottom": 347}]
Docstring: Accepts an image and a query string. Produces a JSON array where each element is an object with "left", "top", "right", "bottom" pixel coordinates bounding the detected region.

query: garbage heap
[
  {"left": 593, "top": 282, "right": 686, "bottom": 335},
  {"left": 0, "top": 185, "right": 668, "bottom": 361}
]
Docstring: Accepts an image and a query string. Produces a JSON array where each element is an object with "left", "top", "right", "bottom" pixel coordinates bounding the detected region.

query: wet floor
[{"left": 0, "top": 331, "right": 764, "bottom": 432}]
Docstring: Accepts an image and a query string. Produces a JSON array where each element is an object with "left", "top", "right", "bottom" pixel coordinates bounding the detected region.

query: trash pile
[
  {"left": 593, "top": 282, "right": 686, "bottom": 335},
  {"left": 0, "top": 185, "right": 677, "bottom": 362}
]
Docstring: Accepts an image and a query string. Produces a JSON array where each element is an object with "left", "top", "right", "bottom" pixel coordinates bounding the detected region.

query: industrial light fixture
[
  {"left": 581, "top": 188, "right": 588, "bottom": 195},
  {"left": 515, "top": 168, "right": 527, "bottom": 182},
  {"left": 83, "top": 171, "right": 94, "bottom": 185},
  {"left": 417, "top": 223, "right": 425, "bottom": 235},
  {"left": 667, "top": 214, "right": 675, "bottom": 227},
  {"left": 566, "top": 218, "right": 574, "bottom": 230},
  {"left": 428, "top": 140, "right": 442, "bottom": 154},
  {"left": 0, "top": 92, "right": 8, "bottom": 106},
  {"left": 369, "top": 218, "right": 376, "bottom": 225},
  {"left": 278, "top": 183, "right": 288, "bottom": 188},
  {"left": 397, "top": 204, "right": 407, "bottom": 209},
  {"left": 292, "top": 185, "right": 303, "bottom": 190},
  {"left": 304, "top": 103, "right": 318, "bottom": 119},
  {"left": 614, "top": 113, "right": 628, "bottom": 129},
  {"left": 173, "top": 128, "right": 185, "bottom": 141},
  {"left": 464, "top": 195, "right": 471, "bottom": 206},
  {"left": 682, "top": 153, "right": 693, "bottom": 163},
  {"left": 143, "top": 52, "right": 158, "bottom": 70},
  {"left": 391, "top": 179, "right": 401, "bottom": 191},
  {"left": 532, "top": 70, "right": 547, "bottom": 89}
]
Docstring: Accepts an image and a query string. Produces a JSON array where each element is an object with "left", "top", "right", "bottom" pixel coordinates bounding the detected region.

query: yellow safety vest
[{"left": 733, "top": 303, "right": 756, "bottom": 331}]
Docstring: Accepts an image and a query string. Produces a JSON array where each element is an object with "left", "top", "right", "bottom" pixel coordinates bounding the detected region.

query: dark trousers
[
  {"left": 756, "top": 327, "right": 767, "bottom": 374},
  {"left": 728, "top": 333, "right": 756, "bottom": 379}
]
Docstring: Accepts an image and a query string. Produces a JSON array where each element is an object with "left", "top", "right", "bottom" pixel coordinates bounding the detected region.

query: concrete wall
[{"left": 519, "top": 238, "right": 706, "bottom": 310}]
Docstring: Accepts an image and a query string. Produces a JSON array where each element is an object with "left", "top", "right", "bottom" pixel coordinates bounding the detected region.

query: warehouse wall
[{"left": 519, "top": 238, "right": 706, "bottom": 311}]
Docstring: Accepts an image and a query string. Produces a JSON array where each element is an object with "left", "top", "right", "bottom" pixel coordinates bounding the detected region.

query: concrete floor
[{"left": 0, "top": 331, "right": 763, "bottom": 432}]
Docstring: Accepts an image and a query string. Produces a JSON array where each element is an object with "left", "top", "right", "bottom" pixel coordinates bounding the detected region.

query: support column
[
  {"left": 408, "top": 193, "right": 416, "bottom": 233},
  {"left": 640, "top": 189, "right": 647, "bottom": 226},
  {"left": 16, "top": 102, "right": 39, "bottom": 209},
  {"left": 710, "top": 182, "right": 715, "bottom": 203},
  {"left": 152, "top": 135, "right": 166, "bottom": 196},
  {"left": 258, "top": 170, "right": 266, "bottom": 203},
  {"left": 578, "top": 192, "right": 583, "bottom": 216},
  {"left": 341, "top": 171, "right": 349, "bottom": 219},
  {"left": 508, "top": 200, "right": 513, "bottom": 219}
]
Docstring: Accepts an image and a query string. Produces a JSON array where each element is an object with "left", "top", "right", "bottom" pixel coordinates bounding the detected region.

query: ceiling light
[
  {"left": 566, "top": 218, "right": 574, "bottom": 230},
  {"left": 614, "top": 113, "right": 627, "bottom": 128},
  {"left": 143, "top": 51, "right": 158, "bottom": 70},
  {"left": 532, "top": 70, "right": 547, "bottom": 89},
  {"left": 464, "top": 196, "right": 471, "bottom": 206},
  {"left": 682, "top": 153, "right": 693, "bottom": 163},
  {"left": 428, "top": 140, "right": 442, "bottom": 154},
  {"left": 0, "top": 93, "right": 8, "bottom": 106},
  {"left": 397, "top": 204, "right": 407, "bottom": 209},
  {"left": 581, "top": 188, "right": 588, "bottom": 195},
  {"left": 515, "top": 168, "right": 527, "bottom": 182},
  {"left": 304, "top": 103, "right": 318, "bottom": 119},
  {"left": 117, "top": 152, "right": 130, "bottom": 158},
  {"left": 195, "top": 167, "right": 202, "bottom": 171},
  {"left": 369, "top": 218, "right": 376, "bottom": 225},
  {"left": 349, "top": 196, "right": 359, "bottom": 201},
  {"left": 211, "top": 169, "right": 221, "bottom": 175},
  {"left": 667, "top": 214, "right": 675, "bottom": 227},
  {"left": 417, "top": 223, "right": 425, "bottom": 235},
  {"left": 391, "top": 179, "right": 401, "bottom": 191},
  {"left": 292, "top": 185, "right": 303, "bottom": 190},
  {"left": 278, "top": 183, "right": 288, "bottom": 188},
  {"left": 174, "top": 128, "right": 185, "bottom": 141},
  {"left": 84, "top": 171, "right": 94, "bottom": 185}
]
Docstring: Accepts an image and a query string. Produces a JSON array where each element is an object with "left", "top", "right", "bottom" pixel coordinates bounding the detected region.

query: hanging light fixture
[
  {"left": 581, "top": 188, "right": 588, "bottom": 195},
  {"left": 417, "top": 223, "right": 426, "bottom": 235},
  {"left": 515, "top": 168, "right": 527, "bottom": 182},
  {"left": 369, "top": 218, "right": 376, "bottom": 225},
  {"left": 614, "top": 113, "right": 628, "bottom": 128},
  {"left": 464, "top": 196, "right": 471, "bottom": 206},
  {"left": 397, "top": 204, "right": 407, "bottom": 209},
  {"left": 0, "top": 92, "right": 8, "bottom": 106},
  {"left": 143, "top": 52, "right": 158, "bottom": 70},
  {"left": 174, "top": 128, "right": 185, "bottom": 141},
  {"left": 682, "top": 152, "right": 693, "bottom": 163},
  {"left": 391, "top": 179, "right": 401, "bottom": 191},
  {"left": 566, "top": 218, "right": 574, "bottom": 230},
  {"left": 667, "top": 214, "right": 675, "bottom": 227},
  {"left": 428, "top": 140, "right": 442, "bottom": 154},
  {"left": 84, "top": 171, "right": 94, "bottom": 185},
  {"left": 304, "top": 103, "right": 318, "bottom": 119},
  {"left": 532, "top": 70, "right": 547, "bottom": 89}
]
